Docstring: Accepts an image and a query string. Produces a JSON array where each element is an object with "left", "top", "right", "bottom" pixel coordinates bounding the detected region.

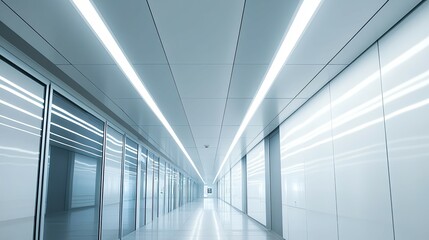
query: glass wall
[
  {"left": 231, "top": 161, "right": 243, "bottom": 211},
  {"left": 158, "top": 160, "right": 166, "bottom": 216},
  {"left": 0, "top": 54, "right": 200, "bottom": 240},
  {"left": 153, "top": 156, "right": 159, "bottom": 219},
  {"left": 224, "top": 172, "right": 231, "bottom": 204},
  {"left": 173, "top": 170, "right": 180, "bottom": 209},
  {"left": 145, "top": 152, "right": 154, "bottom": 223},
  {"left": 121, "top": 138, "right": 137, "bottom": 236},
  {"left": 102, "top": 126, "right": 123, "bottom": 240},
  {"left": 44, "top": 92, "right": 104, "bottom": 240},
  {"left": 139, "top": 147, "right": 147, "bottom": 227},
  {"left": 165, "top": 163, "right": 171, "bottom": 213},
  {"left": 0, "top": 60, "right": 46, "bottom": 239},
  {"left": 246, "top": 140, "right": 266, "bottom": 226}
]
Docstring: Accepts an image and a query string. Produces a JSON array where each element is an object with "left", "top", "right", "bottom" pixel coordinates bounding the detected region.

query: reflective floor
[{"left": 123, "top": 199, "right": 283, "bottom": 240}]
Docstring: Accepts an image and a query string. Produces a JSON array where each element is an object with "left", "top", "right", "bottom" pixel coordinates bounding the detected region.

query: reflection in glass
[
  {"left": 173, "top": 169, "right": 180, "bottom": 209},
  {"left": 153, "top": 156, "right": 159, "bottom": 218},
  {"left": 121, "top": 138, "right": 137, "bottom": 236},
  {"left": 225, "top": 172, "right": 231, "bottom": 204},
  {"left": 231, "top": 161, "right": 243, "bottom": 211},
  {"left": 246, "top": 141, "right": 266, "bottom": 226},
  {"left": 165, "top": 163, "right": 171, "bottom": 213},
  {"left": 139, "top": 147, "right": 147, "bottom": 227},
  {"left": 0, "top": 61, "right": 45, "bottom": 239},
  {"left": 158, "top": 160, "right": 166, "bottom": 216},
  {"left": 44, "top": 92, "right": 103, "bottom": 240},
  {"left": 145, "top": 152, "right": 154, "bottom": 223},
  {"left": 102, "top": 126, "right": 123, "bottom": 240}
]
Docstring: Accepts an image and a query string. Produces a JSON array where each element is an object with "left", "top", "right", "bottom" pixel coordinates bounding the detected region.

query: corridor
[{"left": 123, "top": 199, "right": 282, "bottom": 240}]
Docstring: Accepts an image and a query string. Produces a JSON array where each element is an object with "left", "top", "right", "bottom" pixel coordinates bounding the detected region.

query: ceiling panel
[
  {"left": 147, "top": 0, "right": 244, "bottom": 64},
  {"left": 114, "top": 98, "right": 161, "bottom": 126},
  {"left": 172, "top": 65, "right": 232, "bottom": 98},
  {"left": 228, "top": 65, "right": 267, "bottom": 98},
  {"left": 0, "top": 1, "right": 68, "bottom": 64},
  {"left": 74, "top": 64, "right": 140, "bottom": 99},
  {"left": 194, "top": 138, "right": 219, "bottom": 149},
  {"left": 191, "top": 126, "right": 221, "bottom": 139},
  {"left": 92, "top": 0, "right": 167, "bottom": 64},
  {"left": 287, "top": 0, "right": 387, "bottom": 64},
  {"left": 222, "top": 98, "right": 251, "bottom": 126},
  {"left": 234, "top": 0, "right": 300, "bottom": 64},
  {"left": 3, "top": 0, "right": 115, "bottom": 64},
  {"left": 182, "top": 99, "right": 226, "bottom": 126},
  {"left": 219, "top": 125, "right": 264, "bottom": 140}
]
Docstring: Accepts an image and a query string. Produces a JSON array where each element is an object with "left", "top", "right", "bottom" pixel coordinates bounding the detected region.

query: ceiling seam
[
  {"left": 226, "top": 0, "right": 391, "bottom": 166},
  {"left": 144, "top": 0, "right": 206, "bottom": 178},
  {"left": 213, "top": 0, "right": 248, "bottom": 174},
  {"left": 0, "top": 0, "right": 198, "bottom": 179}
]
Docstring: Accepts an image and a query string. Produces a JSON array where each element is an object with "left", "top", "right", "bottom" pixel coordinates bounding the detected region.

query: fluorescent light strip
[
  {"left": 72, "top": 0, "right": 205, "bottom": 184},
  {"left": 213, "top": 0, "right": 321, "bottom": 183}
]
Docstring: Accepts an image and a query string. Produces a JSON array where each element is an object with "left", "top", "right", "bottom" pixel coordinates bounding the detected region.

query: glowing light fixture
[
  {"left": 72, "top": 0, "right": 205, "bottom": 184},
  {"left": 213, "top": 0, "right": 322, "bottom": 183}
]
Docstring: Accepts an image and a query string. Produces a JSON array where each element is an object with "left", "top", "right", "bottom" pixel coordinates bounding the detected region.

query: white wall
[
  {"left": 379, "top": 2, "right": 429, "bottom": 239},
  {"left": 280, "top": 2, "right": 429, "bottom": 240}
]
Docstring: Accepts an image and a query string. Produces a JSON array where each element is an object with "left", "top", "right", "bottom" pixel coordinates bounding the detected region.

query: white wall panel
[
  {"left": 246, "top": 141, "right": 266, "bottom": 226},
  {"left": 379, "top": 1, "right": 429, "bottom": 239},
  {"left": 280, "top": 86, "right": 337, "bottom": 240},
  {"left": 330, "top": 44, "right": 394, "bottom": 240}
]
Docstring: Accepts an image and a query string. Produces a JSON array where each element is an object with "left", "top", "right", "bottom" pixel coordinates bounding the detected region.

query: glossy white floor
[{"left": 123, "top": 199, "right": 283, "bottom": 240}]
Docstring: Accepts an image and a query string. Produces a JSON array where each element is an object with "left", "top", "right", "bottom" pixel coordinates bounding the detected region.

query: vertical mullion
[
  {"left": 35, "top": 84, "right": 53, "bottom": 240},
  {"left": 97, "top": 122, "right": 108, "bottom": 240},
  {"left": 119, "top": 134, "right": 126, "bottom": 238}
]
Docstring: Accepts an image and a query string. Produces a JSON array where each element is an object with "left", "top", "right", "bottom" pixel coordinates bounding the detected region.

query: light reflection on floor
[{"left": 123, "top": 198, "right": 283, "bottom": 240}]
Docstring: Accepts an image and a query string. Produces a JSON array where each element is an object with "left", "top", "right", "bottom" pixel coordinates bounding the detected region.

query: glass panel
[
  {"left": 165, "top": 163, "right": 170, "bottom": 213},
  {"left": 139, "top": 147, "right": 147, "bottom": 227},
  {"left": 246, "top": 140, "right": 266, "bottom": 225},
  {"left": 158, "top": 160, "right": 166, "bottom": 216},
  {"left": 153, "top": 156, "right": 159, "bottom": 218},
  {"left": 173, "top": 169, "right": 179, "bottom": 209},
  {"left": 101, "top": 126, "right": 123, "bottom": 240},
  {"left": 145, "top": 152, "right": 154, "bottom": 223},
  {"left": 44, "top": 92, "right": 104, "bottom": 240},
  {"left": 121, "top": 138, "right": 137, "bottom": 236},
  {"left": 225, "top": 172, "right": 231, "bottom": 204},
  {"left": 0, "top": 60, "right": 45, "bottom": 239},
  {"left": 232, "top": 161, "right": 243, "bottom": 211}
]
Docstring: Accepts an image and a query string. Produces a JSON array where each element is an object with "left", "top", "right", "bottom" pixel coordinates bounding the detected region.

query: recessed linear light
[
  {"left": 72, "top": 0, "right": 206, "bottom": 184},
  {"left": 213, "top": 0, "right": 322, "bottom": 184}
]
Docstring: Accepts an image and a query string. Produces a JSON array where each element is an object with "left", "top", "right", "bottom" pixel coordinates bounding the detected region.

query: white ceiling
[{"left": 0, "top": 0, "right": 423, "bottom": 183}]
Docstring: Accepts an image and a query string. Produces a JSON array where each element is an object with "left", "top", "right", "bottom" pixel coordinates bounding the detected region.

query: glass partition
[
  {"left": 158, "top": 160, "right": 166, "bottom": 216},
  {"left": 231, "top": 161, "right": 243, "bottom": 211},
  {"left": 44, "top": 92, "right": 104, "bottom": 240},
  {"left": 246, "top": 140, "right": 266, "bottom": 225},
  {"left": 121, "top": 138, "right": 138, "bottom": 236},
  {"left": 153, "top": 156, "right": 159, "bottom": 219},
  {"left": 0, "top": 60, "right": 46, "bottom": 239},
  {"left": 145, "top": 152, "right": 154, "bottom": 223},
  {"left": 102, "top": 126, "right": 123, "bottom": 240},
  {"left": 139, "top": 147, "right": 147, "bottom": 227}
]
